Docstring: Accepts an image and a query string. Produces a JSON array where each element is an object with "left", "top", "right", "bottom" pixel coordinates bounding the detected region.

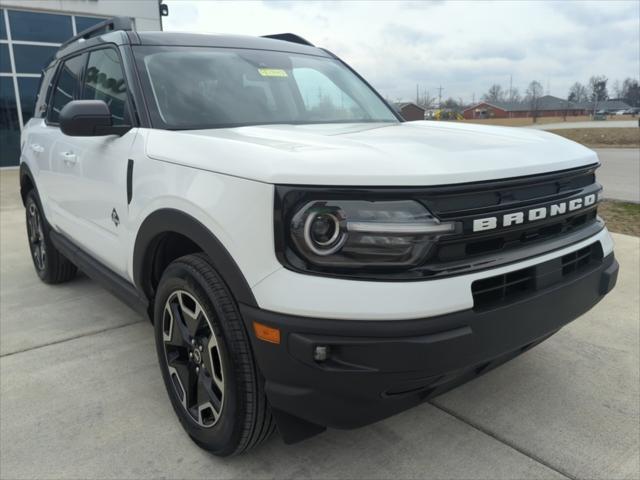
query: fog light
[{"left": 313, "top": 345, "right": 329, "bottom": 362}]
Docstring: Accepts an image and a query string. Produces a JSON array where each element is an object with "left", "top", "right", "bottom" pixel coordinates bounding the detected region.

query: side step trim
[{"left": 50, "top": 230, "right": 148, "bottom": 316}]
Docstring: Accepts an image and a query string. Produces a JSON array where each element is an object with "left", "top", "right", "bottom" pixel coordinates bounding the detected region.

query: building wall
[
  {"left": 0, "top": 0, "right": 162, "bottom": 167},
  {"left": 399, "top": 104, "right": 425, "bottom": 121},
  {"left": 463, "top": 103, "right": 590, "bottom": 120},
  {"left": 462, "top": 103, "right": 508, "bottom": 119}
]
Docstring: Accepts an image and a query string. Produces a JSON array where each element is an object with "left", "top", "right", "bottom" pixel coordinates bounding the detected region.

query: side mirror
[{"left": 59, "top": 100, "right": 130, "bottom": 136}]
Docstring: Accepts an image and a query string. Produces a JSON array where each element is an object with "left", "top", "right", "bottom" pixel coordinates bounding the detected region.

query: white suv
[{"left": 20, "top": 18, "right": 619, "bottom": 456}]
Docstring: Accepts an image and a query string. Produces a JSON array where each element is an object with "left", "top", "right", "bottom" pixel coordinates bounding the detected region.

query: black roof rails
[
  {"left": 60, "top": 16, "right": 134, "bottom": 48},
  {"left": 261, "top": 33, "right": 314, "bottom": 47}
]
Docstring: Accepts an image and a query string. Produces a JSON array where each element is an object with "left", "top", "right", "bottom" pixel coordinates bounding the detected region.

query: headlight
[{"left": 289, "top": 199, "right": 457, "bottom": 269}]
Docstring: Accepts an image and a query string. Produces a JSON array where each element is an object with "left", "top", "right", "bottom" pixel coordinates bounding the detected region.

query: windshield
[{"left": 133, "top": 46, "right": 398, "bottom": 129}]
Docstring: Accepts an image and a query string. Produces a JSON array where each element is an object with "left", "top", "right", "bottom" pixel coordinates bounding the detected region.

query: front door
[{"left": 48, "top": 47, "right": 136, "bottom": 277}]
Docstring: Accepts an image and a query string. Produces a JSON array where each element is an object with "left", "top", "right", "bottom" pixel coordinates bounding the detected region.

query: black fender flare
[{"left": 132, "top": 208, "right": 258, "bottom": 309}]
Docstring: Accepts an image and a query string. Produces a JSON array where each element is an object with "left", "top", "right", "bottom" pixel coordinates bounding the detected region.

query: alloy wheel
[
  {"left": 27, "top": 201, "right": 46, "bottom": 271},
  {"left": 162, "top": 290, "right": 225, "bottom": 427}
]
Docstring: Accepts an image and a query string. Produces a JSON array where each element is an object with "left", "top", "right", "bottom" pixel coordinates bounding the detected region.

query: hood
[{"left": 145, "top": 121, "right": 599, "bottom": 186}]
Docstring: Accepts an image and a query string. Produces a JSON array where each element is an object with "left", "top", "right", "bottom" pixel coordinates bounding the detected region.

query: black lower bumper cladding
[{"left": 240, "top": 251, "right": 618, "bottom": 444}]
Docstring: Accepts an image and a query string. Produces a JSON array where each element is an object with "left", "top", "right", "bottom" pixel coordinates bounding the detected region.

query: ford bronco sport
[{"left": 20, "top": 18, "right": 619, "bottom": 456}]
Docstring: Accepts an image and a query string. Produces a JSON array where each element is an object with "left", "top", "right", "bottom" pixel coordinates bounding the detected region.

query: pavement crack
[
  {"left": 0, "top": 319, "right": 146, "bottom": 358},
  {"left": 429, "top": 400, "right": 578, "bottom": 480}
]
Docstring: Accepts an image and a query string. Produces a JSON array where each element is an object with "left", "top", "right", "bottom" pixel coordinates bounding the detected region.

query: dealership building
[{"left": 0, "top": 0, "right": 163, "bottom": 167}]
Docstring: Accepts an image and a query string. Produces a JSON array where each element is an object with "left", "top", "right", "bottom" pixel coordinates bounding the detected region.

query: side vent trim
[{"left": 127, "top": 159, "right": 134, "bottom": 205}]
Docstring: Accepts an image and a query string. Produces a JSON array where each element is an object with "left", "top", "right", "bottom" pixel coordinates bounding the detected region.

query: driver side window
[{"left": 81, "top": 48, "right": 130, "bottom": 125}]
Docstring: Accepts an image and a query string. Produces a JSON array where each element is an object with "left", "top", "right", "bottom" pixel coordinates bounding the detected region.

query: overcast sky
[{"left": 163, "top": 0, "right": 639, "bottom": 104}]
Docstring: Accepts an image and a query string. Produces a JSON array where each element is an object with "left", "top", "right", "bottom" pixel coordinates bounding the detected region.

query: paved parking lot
[
  {"left": 1, "top": 169, "right": 639, "bottom": 479},
  {"left": 595, "top": 148, "right": 640, "bottom": 203}
]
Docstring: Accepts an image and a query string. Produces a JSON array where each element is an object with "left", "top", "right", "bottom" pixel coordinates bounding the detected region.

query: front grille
[
  {"left": 471, "top": 243, "right": 603, "bottom": 309},
  {"left": 421, "top": 165, "right": 602, "bottom": 266}
]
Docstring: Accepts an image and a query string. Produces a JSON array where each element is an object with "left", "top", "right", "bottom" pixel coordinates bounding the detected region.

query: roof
[
  {"left": 135, "top": 32, "right": 328, "bottom": 57},
  {"left": 394, "top": 102, "right": 426, "bottom": 112},
  {"left": 463, "top": 95, "right": 631, "bottom": 113},
  {"left": 56, "top": 27, "right": 328, "bottom": 61},
  {"left": 581, "top": 99, "right": 632, "bottom": 110}
]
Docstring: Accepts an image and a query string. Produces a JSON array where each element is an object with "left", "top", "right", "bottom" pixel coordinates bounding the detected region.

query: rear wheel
[
  {"left": 153, "top": 253, "right": 275, "bottom": 456},
  {"left": 25, "top": 189, "right": 77, "bottom": 284}
]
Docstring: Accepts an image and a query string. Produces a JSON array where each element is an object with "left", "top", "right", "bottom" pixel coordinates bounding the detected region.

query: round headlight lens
[
  {"left": 304, "top": 211, "right": 346, "bottom": 255},
  {"left": 310, "top": 213, "right": 339, "bottom": 245}
]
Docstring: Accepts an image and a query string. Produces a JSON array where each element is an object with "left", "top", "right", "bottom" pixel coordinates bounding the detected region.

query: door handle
[
  {"left": 30, "top": 143, "right": 44, "bottom": 153},
  {"left": 61, "top": 151, "right": 77, "bottom": 166}
]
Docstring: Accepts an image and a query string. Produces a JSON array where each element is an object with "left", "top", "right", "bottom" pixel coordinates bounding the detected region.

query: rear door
[
  {"left": 36, "top": 53, "right": 86, "bottom": 228},
  {"left": 20, "top": 64, "right": 56, "bottom": 218}
]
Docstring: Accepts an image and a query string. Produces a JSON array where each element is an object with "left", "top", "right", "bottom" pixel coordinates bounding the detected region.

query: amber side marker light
[{"left": 253, "top": 321, "right": 281, "bottom": 344}]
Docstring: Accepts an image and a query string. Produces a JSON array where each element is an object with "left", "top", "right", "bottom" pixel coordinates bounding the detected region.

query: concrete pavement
[
  {"left": 527, "top": 120, "right": 638, "bottom": 130},
  {"left": 594, "top": 148, "right": 640, "bottom": 203},
  {"left": 1, "top": 169, "right": 638, "bottom": 479}
]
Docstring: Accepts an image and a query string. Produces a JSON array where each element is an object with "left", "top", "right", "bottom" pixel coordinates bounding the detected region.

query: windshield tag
[{"left": 258, "top": 68, "right": 288, "bottom": 77}]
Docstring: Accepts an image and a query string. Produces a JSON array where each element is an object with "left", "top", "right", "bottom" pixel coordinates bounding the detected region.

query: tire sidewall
[
  {"left": 25, "top": 189, "right": 51, "bottom": 282},
  {"left": 153, "top": 260, "right": 245, "bottom": 455}
]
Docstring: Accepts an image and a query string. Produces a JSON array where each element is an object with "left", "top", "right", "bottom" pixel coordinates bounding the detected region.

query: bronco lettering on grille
[{"left": 472, "top": 193, "right": 597, "bottom": 232}]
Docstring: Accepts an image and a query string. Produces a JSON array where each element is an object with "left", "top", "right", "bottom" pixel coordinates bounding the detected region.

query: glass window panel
[
  {"left": 13, "top": 45, "right": 57, "bottom": 74},
  {"left": 8, "top": 10, "right": 72, "bottom": 43},
  {"left": 0, "top": 77, "right": 20, "bottom": 167},
  {"left": 0, "top": 44, "right": 11, "bottom": 73},
  {"left": 18, "top": 77, "right": 40, "bottom": 125},
  {"left": 34, "top": 67, "right": 54, "bottom": 119},
  {"left": 82, "top": 49, "right": 129, "bottom": 125},
  {"left": 0, "top": 9, "right": 6, "bottom": 40},
  {"left": 293, "top": 68, "right": 362, "bottom": 120},
  {"left": 75, "top": 16, "right": 105, "bottom": 33},
  {"left": 49, "top": 54, "right": 85, "bottom": 124}
]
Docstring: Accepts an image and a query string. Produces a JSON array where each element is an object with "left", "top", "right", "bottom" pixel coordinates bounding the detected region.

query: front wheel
[{"left": 153, "top": 253, "right": 275, "bottom": 456}]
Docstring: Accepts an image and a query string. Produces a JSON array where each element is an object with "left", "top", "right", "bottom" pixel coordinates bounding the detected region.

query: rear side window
[
  {"left": 81, "top": 48, "right": 129, "bottom": 125},
  {"left": 48, "top": 54, "right": 85, "bottom": 124}
]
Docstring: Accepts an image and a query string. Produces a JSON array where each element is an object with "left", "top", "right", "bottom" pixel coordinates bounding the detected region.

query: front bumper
[{"left": 240, "top": 249, "right": 618, "bottom": 443}]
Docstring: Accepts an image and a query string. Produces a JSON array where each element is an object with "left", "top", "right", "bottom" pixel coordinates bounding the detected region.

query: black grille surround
[{"left": 274, "top": 164, "right": 604, "bottom": 281}]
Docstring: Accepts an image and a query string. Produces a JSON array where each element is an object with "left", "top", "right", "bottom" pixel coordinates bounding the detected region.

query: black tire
[
  {"left": 153, "top": 253, "right": 275, "bottom": 456},
  {"left": 25, "top": 189, "right": 77, "bottom": 284}
]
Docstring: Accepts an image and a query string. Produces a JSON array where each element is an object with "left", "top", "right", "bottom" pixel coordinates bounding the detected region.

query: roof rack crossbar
[
  {"left": 261, "top": 33, "right": 314, "bottom": 47},
  {"left": 60, "top": 16, "right": 134, "bottom": 48}
]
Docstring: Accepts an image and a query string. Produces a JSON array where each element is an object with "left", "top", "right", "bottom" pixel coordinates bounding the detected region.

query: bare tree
[
  {"left": 612, "top": 80, "right": 623, "bottom": 99},
  {"left": 568, "top": 82, "right": 588, "bottom": 103},
  {"left": 508, "top": 87, "right": 521, "bottom": 103},
  {"left": 589, "top": 75, "right": 609, "bottom": 104},
  {"left": 621, "top": 78, "right": 640, "bottom": 107},
  {"left": 482, "top": 84, "right": 505, "bottom": 103},
  {"left": 418, "top": 88, "right": 436, "bottom": 110},
  {"left": 525, "top": 80, "right": 544, "bottom": 123}
]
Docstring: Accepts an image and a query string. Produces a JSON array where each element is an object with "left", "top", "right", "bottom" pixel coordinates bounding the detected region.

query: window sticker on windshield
[{"left": 258, "top": 68, "right": 288, "bottom": 77}]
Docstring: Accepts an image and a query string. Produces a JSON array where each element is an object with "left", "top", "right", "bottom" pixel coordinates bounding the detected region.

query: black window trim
[
  {"left": 33, "top": 65, "right": 56, "bottom": 119},
  {"left": 45, "top": 51, "right": 87, "bottom": 127},
  {"left": 45, "top": 43, "right": 138, "bottom": 128}
]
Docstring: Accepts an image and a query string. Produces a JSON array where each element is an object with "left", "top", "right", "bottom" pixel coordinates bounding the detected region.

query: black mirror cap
[{"left": 59, "top": 100, "right": 130, "bottom": 136}]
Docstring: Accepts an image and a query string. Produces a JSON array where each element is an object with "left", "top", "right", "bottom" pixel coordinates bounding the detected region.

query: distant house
[
  {"left": 462, "top": 95, "right": 631, "bottom": 119},
  {"left": 394, "top": 102, "right": 426, "bottom": 121}
]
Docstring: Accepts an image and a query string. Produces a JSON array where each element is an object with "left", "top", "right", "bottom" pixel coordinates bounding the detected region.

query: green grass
[{"left": 598, "top": 200, "right": 640, "bottom": 236}]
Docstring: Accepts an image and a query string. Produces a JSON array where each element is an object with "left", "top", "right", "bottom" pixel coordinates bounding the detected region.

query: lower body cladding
[{"left": 239, "top": 241, "right": 619, "bottom": 444}]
